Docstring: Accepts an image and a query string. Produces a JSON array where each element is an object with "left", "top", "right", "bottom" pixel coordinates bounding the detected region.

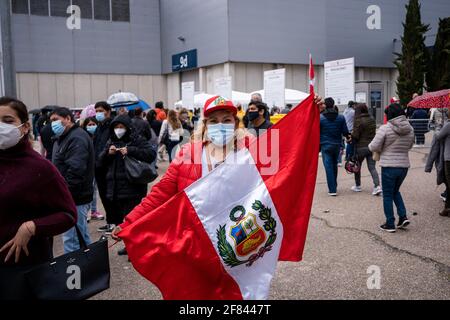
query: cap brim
[{"left": 204, "top": 105, "right": 237, "bottom": 117}]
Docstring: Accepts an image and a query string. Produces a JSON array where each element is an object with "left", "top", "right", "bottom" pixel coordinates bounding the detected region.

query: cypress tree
[
  {"left": 426, "top": 17, "right": 450, "bottom": 91},
  {"left": 394, "top": 0, "right": 430, "bottom": 107}
]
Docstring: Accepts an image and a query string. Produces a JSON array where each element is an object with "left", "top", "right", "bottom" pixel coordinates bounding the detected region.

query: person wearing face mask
[
  {"left": 247, "top": 101, "right": 273, "bottom": 137},
  {"left": 81, "top": 117, "right": 105, "bottom": 222},
  {"left": 50, "top": 107, "right": 95, "bottom": 254},
  {"left": 109, "top": 95, "right": 326, "bottom": 243},
  {"left": 98, "top": 115, "right": 156, "bottom": 253},
  {"left": 0, "top": 97, "right": 77, "bottom": 299},
  {"left": 93, "top": 101, "right": 117, "bottom": 233}
]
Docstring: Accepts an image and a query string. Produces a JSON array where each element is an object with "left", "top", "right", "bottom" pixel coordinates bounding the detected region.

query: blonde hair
[{"left": 168, "top": 109, "right": 182, "bottom": 129}]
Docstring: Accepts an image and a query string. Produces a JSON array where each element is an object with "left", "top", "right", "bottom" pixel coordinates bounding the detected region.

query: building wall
[
  {"left": 16, "top": 72, "right": 167, "bottom": 110},
  {"left": 160, "top": 0, "right": 229, "bottom": 74},
  {"left": 11, "top": 0, "right": 161, "bottom": 74},
  {"left": 226, "top": 0, "right": 448, "bottom": 67}
]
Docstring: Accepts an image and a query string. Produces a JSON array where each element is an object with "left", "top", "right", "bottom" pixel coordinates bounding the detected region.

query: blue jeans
[
  {"left": 381, "top": 167, "right": 408, "bottom": 228},
  {"left": 63, "top": 204, "right": 92, "bottom": 254},
  {"left": 90, "top": 180, "right": 97, "bottom": 212},
  {"left": 321, "top": 144, "right": 341, "bottom": 193},
  {"left": 345, "top": 141, "right": 354, "bottom": 161}
]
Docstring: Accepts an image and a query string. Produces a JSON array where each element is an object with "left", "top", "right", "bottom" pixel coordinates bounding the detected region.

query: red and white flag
[
  {"left": 119, "top": 94, "right": 320, "bottom": 300},
  {"left": 309, "top": 54, "right": 315, "bottom": 94}
]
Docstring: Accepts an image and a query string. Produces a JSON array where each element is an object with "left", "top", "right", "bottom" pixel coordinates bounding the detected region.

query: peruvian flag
[
  {"left": 119, "top": 94, "right": 320, "bottom": 300},
  {"left": 309, "top": 54, "right": 315, "bottom": 94}
]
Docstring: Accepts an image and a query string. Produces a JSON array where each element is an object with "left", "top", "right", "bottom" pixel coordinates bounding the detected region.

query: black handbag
[
  {"left": 24, "top": 226, "right": 110, "bottom": 300},
  {"left": 124, "top": 155, "right": 158, "bottom": 184}
]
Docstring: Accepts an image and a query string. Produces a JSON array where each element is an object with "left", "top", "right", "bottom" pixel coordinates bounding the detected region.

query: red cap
[{"left": 203, "top": 96, "right": 237, "bottom": 117}]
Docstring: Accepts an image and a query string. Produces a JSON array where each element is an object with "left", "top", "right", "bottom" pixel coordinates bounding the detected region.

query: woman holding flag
[{"left": 111, "top": 95, "right": 325, "bottom": 241}]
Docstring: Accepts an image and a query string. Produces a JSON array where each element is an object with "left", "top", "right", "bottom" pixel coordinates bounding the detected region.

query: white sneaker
[
  {"left": 337, "top": 163, "right": 343, "bottom": 167},
  {"left": 351, "top": 186, "right": 362, "bottom": 192},
  {"left": 328, "top": 192, "right": 337, "bottom": 197},
  {"left": 372, "top": 186, "right": 383, "bottom": 196}
]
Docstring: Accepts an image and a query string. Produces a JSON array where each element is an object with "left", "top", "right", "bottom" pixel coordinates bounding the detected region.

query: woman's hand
[
  {"left": 109, "top": 145, "right": 117, "bottom": 155},
  {"left": 0, "top": 221, "right": 35, "bottom": 263},
  {"left": 119, "top": 147, "right": 128, "bottom": 156},
  {"left": 111, "top": 226, "right": 122, "bottom": 241},
  {"left": 314, "top": 95, "right": 326, "bottom": 112}
]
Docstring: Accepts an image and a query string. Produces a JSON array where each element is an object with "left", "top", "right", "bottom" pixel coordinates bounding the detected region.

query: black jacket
[
  {"left": 131, "top": 117, "right": 153, "bottom": 141},
  {"left": 52, "top": 125, "right": 95, "bottom": 205},
  {"left": 149, "top": 119, "right": 162, "bottom": 137},
  {"left": 39, "top": 123, "right": 55, "bottom": 161},
  {"left": 93, "top": 117, "right": 112, "bottom": 169},
  {"left": 99, "top": 115, "right": 156, "bottom": 201}
]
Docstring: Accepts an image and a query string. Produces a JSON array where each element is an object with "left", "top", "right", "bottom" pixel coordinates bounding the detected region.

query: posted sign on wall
[
  {"left": 264, "top": 68, "right": 285, "bottom": 108},
  {"left": 172, "top": 49, "right": 198, "bottom": 72},
  {"left": 181, "top": 82, "right": 195, "bottom": 109},
  {"left": 324, "top": 57, "right": 355, "bottom": 106},
  {"left": 214, "top": 76, "right": 232, "bottom": 100}
]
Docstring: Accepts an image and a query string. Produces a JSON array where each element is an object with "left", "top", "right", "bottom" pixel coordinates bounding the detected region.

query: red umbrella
[{"left": 407, "top": 89, "right": 450, "bottom": 109}]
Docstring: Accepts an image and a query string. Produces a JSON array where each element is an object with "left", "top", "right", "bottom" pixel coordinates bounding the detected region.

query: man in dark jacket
[
  {"left": 248, "top": 101, "right": 273, "bottom": 137},
  {"left": 320, "top": 98, "right": 351, "bottom": 196},
  {"left": 131, "top": 107, "right": 153, "bottom": 140},
  {"left": 93, "top": 101, "right": 115, "bottom": 233},
  {"left": 50, "top": 107, "right": 94, "bottom": 253}
]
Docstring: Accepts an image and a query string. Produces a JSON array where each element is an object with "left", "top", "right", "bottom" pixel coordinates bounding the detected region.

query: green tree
[
  {"left": 426, "top": 17, "right": 450, "bottom": 91},
  {"left": 394, "top": 0, "right": 430, "bottom": 107}
]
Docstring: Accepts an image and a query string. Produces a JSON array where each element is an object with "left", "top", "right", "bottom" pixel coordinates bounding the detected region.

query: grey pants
[{"left": 354, "top": 147, "right": 380, "bottom": 187}]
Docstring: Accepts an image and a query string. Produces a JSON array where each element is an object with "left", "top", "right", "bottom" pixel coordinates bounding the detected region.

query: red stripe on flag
[
  {"left": 249, "top": 94, "right": 320, "bottom": 261},
  {"left": 119, "top": 191, "right": 243, "bottom": 300}
]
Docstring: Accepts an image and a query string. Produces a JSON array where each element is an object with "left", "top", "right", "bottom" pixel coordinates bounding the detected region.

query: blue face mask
[
  {"left": 51, "top": 120, "right": 66, "bottom": 137},
  {"left": 96, "top": 112, "right": 105, "bottom": 122},
  {"left": 207, "top": 123, "right": 235, "bottom": 146},
  {"left": 86, "top": 125, "right": 97, "bottom": 135}
]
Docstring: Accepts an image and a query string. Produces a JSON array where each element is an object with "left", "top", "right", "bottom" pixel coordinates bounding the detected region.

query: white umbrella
[{"left": 107, "top": 92, "right": 139, "bottom": 107}]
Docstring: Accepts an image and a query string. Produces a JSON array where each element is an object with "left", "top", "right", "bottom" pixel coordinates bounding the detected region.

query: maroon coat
[{"left": 0, "top": 139, "right": 77, "bottom": 267}]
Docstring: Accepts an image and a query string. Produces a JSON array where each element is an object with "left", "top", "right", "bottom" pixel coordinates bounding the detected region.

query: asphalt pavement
[{"left": 51, "top": 144, "right": 450, "bottom": 300}]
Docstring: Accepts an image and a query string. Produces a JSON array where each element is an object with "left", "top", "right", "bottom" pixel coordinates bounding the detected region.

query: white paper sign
[
  {"left": 264, "top": 69, "right": 285, "bottom": 108},
  {"left": 324, "top": 57, "right": 355, "bottom": 106},
  {"left": 181, "top": 81, "right": 195, "bottom": 109},
  {"left": 214, "top": 76, "right": 232, "bottom": 100},
  {"left": 355, "top": 92, "right": 367, "bottom": 103}
]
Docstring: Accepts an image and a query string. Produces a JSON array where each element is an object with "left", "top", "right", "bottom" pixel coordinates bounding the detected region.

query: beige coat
[{"left": 369, "top": 116, "right": 414, "bottom": 168}]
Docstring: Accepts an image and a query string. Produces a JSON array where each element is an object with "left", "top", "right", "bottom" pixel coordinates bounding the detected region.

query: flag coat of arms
[{"left": 119, "top": 94, "right": 320, "bottom": 300}]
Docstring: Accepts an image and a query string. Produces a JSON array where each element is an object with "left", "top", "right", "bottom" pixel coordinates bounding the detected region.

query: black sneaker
[
  {"left": 97, "top": 224, "right": 115, "bottom": 233},
  {"left": 118, "top": 248, "right": 128, "bottom": 256},
  {"left": 397, "top": 218, "right": 410, "bottom": 229},
  {"left": 379, "top": 224, "right": 396, "bottom": 233}
]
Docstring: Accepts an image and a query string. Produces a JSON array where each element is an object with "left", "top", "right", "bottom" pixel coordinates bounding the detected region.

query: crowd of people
[
  {"left": 1, "top": 89, "right": 447, "bottom": 299},
  {"left": 1, "top": 92, "right": 307, "bottom": 298}
]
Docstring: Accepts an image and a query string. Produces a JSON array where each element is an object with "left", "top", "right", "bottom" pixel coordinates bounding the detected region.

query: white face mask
[
  {"left": 0, "top": 122, "right": 24, "bottom": 150},
  {"left": 114, "top": 128, "right": 127, "bottom": 139}
]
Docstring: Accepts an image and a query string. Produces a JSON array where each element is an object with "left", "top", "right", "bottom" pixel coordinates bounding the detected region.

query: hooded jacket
[
  {"left": 369, "top": 115, "right": 414, "bottom": 168},
  {"left": 99, "top": 115, "right": 156, "bottom": 201},
  {"left": 320, "top": 108, "right": 349, "bottom": 146}
]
